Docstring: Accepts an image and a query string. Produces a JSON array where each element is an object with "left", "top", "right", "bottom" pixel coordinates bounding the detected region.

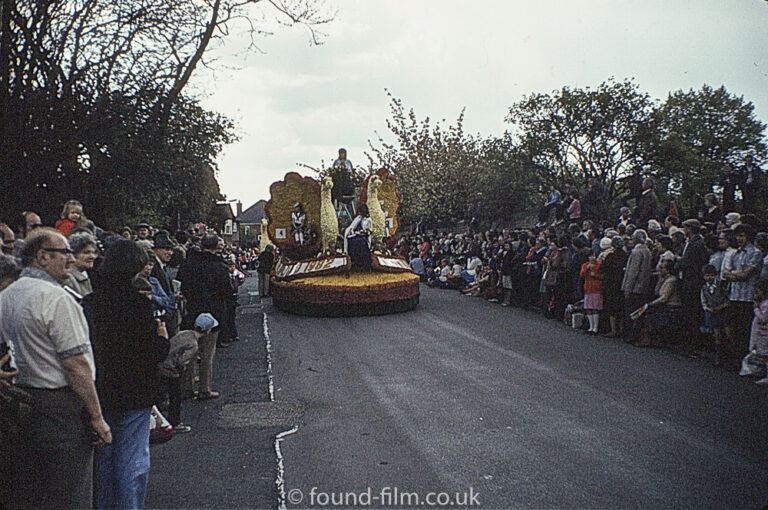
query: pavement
[{"left": 146, "top": 274, "right": 283, "bottom": 509}]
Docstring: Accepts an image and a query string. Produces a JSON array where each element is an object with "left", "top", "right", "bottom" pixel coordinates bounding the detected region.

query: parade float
[{"left": 264, "top": 168, "right": 419, "bottom": 316}]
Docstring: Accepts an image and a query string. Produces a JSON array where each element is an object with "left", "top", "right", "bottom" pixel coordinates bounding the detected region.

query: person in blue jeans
[
  {"left": 83, "top": 239, "right": 169, "bottom": 509},
  {"left": 537, "top": 185, "right": 562, "bottom": 227}
]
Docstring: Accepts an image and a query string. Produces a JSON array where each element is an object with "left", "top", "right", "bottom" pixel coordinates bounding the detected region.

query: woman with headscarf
[
  {"left": 64, "top": 232, "right": 98, "bottom": 298},
  {"left": 637, "top": 259, "right": 682, "bottom": 348}
]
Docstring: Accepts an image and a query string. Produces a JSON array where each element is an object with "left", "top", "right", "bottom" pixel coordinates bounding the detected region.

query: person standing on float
[{"left": 331, "top": 148, "right": 356, "bottom": 221}]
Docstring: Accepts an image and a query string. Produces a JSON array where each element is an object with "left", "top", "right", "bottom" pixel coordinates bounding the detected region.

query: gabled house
[
  {"left": 236, "top": 199, "right": 268, "bottom": 247},
  {"left": 216, "top": 201, "right": 239, "bottom": 245}
]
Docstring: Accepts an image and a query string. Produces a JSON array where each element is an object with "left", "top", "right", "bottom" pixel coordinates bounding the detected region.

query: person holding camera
[{"left": 150, "top": 232, "right": 179, "bottom": 336}]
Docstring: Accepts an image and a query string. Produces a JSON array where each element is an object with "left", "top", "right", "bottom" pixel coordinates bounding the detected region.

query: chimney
[{"left": 236, "top": 200, "right": 243, "bottom": 217}]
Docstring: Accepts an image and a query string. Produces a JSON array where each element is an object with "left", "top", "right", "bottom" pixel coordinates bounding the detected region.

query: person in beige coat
[{"left": 622, "top": 229, "right": 653, "bottom": 342}]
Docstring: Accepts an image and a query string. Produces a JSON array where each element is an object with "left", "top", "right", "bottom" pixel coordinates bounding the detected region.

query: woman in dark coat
[
  {"left": 542, "top": 235, "right": 572, "bottom": 318},
  {"left": 83, "top": 239, "right": 169, "bottom": 510},
  {"left": 599, "top": 236, "right": 628, "bottom": 337}
]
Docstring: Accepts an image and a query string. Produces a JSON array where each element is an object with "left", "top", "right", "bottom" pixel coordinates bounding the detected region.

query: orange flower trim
[{"left": 272, "top": 272, "right": 419, "bottom": 304}]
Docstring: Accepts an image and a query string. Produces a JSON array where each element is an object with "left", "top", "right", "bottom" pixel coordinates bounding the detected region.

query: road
[{"left": 267, "top": 285, "right": 768, "bottom": 510}]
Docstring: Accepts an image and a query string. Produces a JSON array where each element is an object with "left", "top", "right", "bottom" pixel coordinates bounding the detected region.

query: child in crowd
[
  {"left": 700, "top": 264, "right": 730, "bottom": 366},
  {"left": 54, "top": 199, "right": 85, "bottom": 237},
  {"left": 749, "top": 279, "right": 768, "bottom": 384},
  {"left": 461, "top": 266, "right": 492, "bottom": 297},
  {"left": 436, "top": 259, "right": 452, "bottom": 288},
  {"left": 580, "top": 252, "right": 603, "bottom": 335}
]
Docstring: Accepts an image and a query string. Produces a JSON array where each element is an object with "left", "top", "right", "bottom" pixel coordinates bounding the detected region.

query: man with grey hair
[
  {"left": 622, "top": 229, "right": 653, "bottom": 343},
  {"left": 0, "top": 228, "right": 111, "bottom": 508}
]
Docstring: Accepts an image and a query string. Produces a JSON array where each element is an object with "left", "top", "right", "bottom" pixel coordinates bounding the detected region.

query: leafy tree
[
  {"left": 0, "top": 0, "right": 333, "bottom": 227},
  {"left": 366, "top": 92, "right": 485, "bottom": 226},
  {"left": 364, "top": 93, "right": 541, "bottom": 229},
  {"left": 645, "top": 84, "right": 767, "bottom": 206},
  {"left": 473, "top": 134, "right": 539, "bottom": 228},
  {"left": 506, "top": 78, "right": 655, "bottom": 203}
]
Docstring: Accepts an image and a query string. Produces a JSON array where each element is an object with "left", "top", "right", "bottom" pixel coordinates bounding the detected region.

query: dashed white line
[
  {"left": 264, "top": 306, "right": 299, "bottom": 510},
  {"left": 275, "top": 426, "right": 299, "bottom": 510}
]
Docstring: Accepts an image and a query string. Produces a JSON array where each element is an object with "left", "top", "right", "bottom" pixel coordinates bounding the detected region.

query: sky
[{"left": 194, "top": 0, "right": 768, "bottom": 209}]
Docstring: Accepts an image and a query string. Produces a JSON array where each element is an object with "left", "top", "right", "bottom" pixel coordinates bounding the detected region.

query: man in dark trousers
[
  {"left": 584, "top": 177, "right": 607, "bottom": 224},
  {"left": 177, "top": 234, "right": 230, "bottom": 400},
  {"left": 621, "top": 167, "right": 644, "bottom": 209},
  {"left": 151, "top": 231, "right": 178, "bottom": 337},
  {"left": 331, "top": 148, "right": 356, "bottom": 222},
  {"left": 0, "top": 228, "right": 111, "bottom": 508},
  {"left": 634, "top": 177, "right": 657, "bottom": 229},
  {"left": 675, "top": 219, "right": 709, "bottom": 346},
  {"left": 741, "top": 155, "right": 763, "bottom": 215}
]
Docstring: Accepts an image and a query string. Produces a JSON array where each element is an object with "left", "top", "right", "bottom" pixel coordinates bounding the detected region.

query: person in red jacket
[{"left": 580, "top": 252, "right": 604, "bottom": 335}]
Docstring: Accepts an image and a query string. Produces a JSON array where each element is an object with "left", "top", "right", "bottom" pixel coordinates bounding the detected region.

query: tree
[
  {"left": 646, "top": 84, "right": 767, "bottom": 205},
  {"left": 0, "top": 0, "right": 333, "bottom": 226},
  {"left": 366, "top": 92, "right": 484, "bottom": 226},
  {"left": 473, "top": 134, "right": 539, "bottom": 228},
  {"left": 364, "top": 93, "right": 537, "bottom": 229},
  {"left": 506, "top": 78, "right": 655, "bottom": 203}
]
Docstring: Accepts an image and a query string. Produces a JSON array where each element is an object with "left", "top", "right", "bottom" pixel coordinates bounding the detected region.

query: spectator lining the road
[{"left": 83, "top": 239, "right": 170, "bottom": 510}]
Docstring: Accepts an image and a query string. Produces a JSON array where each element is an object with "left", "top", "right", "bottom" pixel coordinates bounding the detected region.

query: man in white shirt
[{"left": 0, "top": 228, "right": 111, "bottom": 508}]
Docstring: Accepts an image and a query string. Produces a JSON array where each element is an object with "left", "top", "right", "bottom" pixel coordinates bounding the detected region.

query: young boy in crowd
[
  {"left": 156, "top": 312, "right": 219, "bottom": 433},
  {"left": 700, "top": 264, "right": 730, "bottom": 366}
]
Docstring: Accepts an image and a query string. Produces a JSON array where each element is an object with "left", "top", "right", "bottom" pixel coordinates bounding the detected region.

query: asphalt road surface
[{"left": 267, "top": 285, "right": 768, "bottom": 510}]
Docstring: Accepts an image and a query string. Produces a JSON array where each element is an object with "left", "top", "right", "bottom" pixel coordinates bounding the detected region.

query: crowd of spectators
[
  {"left": 396, "top": 171, "right": 768, "bottom": 380},
  {"left": 0, "top": 204, "right": 266, "bottom": 509}
]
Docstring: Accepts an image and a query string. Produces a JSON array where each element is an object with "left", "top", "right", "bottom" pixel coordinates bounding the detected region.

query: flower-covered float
[{"left": 264, "top": 168, "right": 419, "bottom": 316}]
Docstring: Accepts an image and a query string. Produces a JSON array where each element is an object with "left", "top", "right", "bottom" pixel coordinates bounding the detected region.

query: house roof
[
  {"left": 236, "top": 199, "right": 268, "bottom": 224},
  {"left": 216, "top": 201, "right": 235, "bottom": 220}
]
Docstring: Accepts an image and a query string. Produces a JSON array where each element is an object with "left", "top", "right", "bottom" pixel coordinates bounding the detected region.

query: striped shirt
[{"left": 725, "top": 243, "right": 763, "bottom": 302}]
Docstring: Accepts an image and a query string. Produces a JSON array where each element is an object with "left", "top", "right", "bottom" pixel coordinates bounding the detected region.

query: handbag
[{"left": 739, "top": 351, "right": 768, "bottom": 377}]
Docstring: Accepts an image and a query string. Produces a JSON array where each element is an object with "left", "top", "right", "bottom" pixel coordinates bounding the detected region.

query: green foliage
[
  {"left": 368, "top": 80, "right": 767, "bottom": 228},
  {"left": 367, "top": 92, "right": 534, "bottom": 227},
  {"left": 475, "top": 134, "right": 539, "bottom": 227},
  {"left": 506, "top": 78, "right": 654, "bottom": 202},
  {"left": 0, "top": 0, "right": 332, "bottom": 229},
  {"left": 645, "top": 84, "right": 767, "bottom": 207}
]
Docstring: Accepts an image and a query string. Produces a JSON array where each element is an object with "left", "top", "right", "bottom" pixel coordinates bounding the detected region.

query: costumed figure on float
[{"left": 344, "top": 203, "right": 372, "bottom": 270}]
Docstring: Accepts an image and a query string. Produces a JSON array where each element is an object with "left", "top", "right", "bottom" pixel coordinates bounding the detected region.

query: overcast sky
[{"left": 195, "top": 0, "right": 768, "bottom": 209}]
